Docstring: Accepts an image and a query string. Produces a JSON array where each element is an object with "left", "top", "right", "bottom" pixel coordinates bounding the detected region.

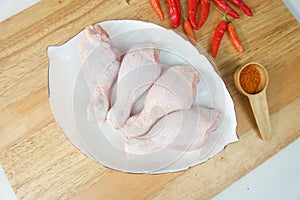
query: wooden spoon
[{"left": 234, "top": 62, "right": 272, "bottom": 140}]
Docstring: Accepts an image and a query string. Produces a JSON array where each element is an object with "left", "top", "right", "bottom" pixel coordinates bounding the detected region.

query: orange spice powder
[{"left": 239, "top": 65, "right": 261, "bottom": 94}]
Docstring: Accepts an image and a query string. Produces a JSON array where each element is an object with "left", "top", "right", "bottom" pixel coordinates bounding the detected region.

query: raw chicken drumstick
[
  {"left": 81, "top": 24, "right": 121, "bottom": 123},
  {"left": 124, "top": 105, "right": 221, "bottom": 154},
  {"left": 122, "top": 65, "right": 199, "bottom": 137},
  {"left": 106, "top": 43, "right": 162, "bottom": 129}
]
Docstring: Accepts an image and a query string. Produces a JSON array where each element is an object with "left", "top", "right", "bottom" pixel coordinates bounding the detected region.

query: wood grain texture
[{"left": 0, "top": 0, "right": 300, "bottom": 199}]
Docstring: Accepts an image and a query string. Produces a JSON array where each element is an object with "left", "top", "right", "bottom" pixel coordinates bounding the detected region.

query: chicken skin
[
  {"left": 81, "top": 24, "right": 121, "bottom": 123},
  {"left": 124, "top": 105, "right": 221, "bottom": 154},
  {"left": 122, "top": 65, "right": 199, "bottom": 137},
  {"left": 106, "top": 43, "right": 161, "bottom": 129}
]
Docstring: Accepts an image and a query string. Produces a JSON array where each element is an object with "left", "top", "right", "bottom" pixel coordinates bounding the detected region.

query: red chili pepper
[
  {"left": 229, "top": 0, "right": 253, "bottom": 17},
  {"left": 228, "top": 22, "right": 244, "bottom": 52},
  {"left": 188, "top": 0, "right": 199, "bottom": 29},
  {"left": 197, "top": 0, "right": 210, "bottom": 29},
  {"left": 212, "top": 0, "right": 239, "bottom": 19},
  {"left": 166, "top": 0, "right": 182, "bottom": 28},
  {"left": 149, "top": 0, "right": 164, "bottom": 20},
  {"left": 183, "top": 18, "right": 197, "bottom": 45},
  {"left": 211, "top": 20, "right": 227, "bottom": 58}
]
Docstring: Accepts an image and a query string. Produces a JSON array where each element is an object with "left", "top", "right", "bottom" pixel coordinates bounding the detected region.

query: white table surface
[
  {"left": 213, "top": 138, "right": 300, "bottom": 200},
  {"left": 0, "top": 165, "right": 17, "bottom": 200},
  {"left": 0, "top": 0, "right": 40, "bottom": 22}
]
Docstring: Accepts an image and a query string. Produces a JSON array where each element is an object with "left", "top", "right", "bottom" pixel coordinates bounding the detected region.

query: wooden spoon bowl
[{"left": 234, "top": 62, "right": 272, "bottom": 141}]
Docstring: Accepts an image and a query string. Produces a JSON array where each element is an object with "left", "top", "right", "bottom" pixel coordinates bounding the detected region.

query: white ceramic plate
[{"left": 48, "top": 20, "right": 238, "bottom": 174}]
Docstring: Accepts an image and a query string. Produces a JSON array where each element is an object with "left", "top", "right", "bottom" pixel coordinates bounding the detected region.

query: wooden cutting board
[{"left": 0, "top": 0, "right": 299, "bottom": 199}]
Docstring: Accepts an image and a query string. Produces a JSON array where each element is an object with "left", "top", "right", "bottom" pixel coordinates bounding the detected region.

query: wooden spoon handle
[{"left": 248, "top": 91, "right": 272, "bottom": 140}]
